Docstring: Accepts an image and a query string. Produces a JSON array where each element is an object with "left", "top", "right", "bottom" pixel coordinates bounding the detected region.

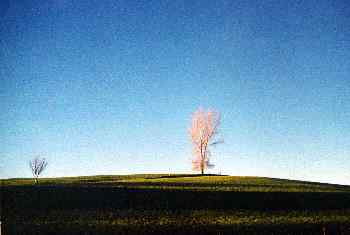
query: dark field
[{"left": 1, "top": 174, "right": 350, "bottom": 234}]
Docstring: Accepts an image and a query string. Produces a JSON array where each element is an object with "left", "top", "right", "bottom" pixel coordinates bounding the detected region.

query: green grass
[
  {"left": 2, "top": 174, "right": 350, "bottom": 192},
  {"left": 2, "top": 174, "right": 350, "bottom": 234},
  {"left": 11, "top": 209, "right": 350, "bottom": 226}
]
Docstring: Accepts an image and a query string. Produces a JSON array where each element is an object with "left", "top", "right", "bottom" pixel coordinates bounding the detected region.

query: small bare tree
[
  {"left": 189, "top": 108, "right": 223, "bottom": 175},
  {"left": 29, "top": 157, "right": 48, "bottom": 184}
]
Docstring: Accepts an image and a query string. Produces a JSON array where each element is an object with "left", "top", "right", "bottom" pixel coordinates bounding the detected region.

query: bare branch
[
  {"left": 29, "top": 156, "right": 48, "bottom": 184},
  {"left": 210, "top": 139, "right": 224, "bottom": 146}
]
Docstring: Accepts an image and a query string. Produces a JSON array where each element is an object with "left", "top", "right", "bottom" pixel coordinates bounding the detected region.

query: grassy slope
[
  {"left": 2, "top": 174, "right": 350, "bottom": 192},
  {"left": 2, "top": 174, "right": 350, "bottom": 234}
]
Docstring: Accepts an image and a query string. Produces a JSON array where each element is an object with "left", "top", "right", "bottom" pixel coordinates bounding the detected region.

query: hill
[
  {"left": 2, "top": 174, "right": 350, "bottom": 234},
  {"left": 2, "top": 174, "right": 350, "bottom": 192}
]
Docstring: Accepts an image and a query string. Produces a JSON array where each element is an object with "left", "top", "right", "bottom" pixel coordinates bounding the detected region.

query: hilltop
[{"left": 2, "top": 174, "right": 350, "bottom": 192}]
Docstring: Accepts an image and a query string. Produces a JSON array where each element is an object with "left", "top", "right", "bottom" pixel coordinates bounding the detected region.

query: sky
[{"left": 1, "top": 0, "right": 349, "bottom": 184}]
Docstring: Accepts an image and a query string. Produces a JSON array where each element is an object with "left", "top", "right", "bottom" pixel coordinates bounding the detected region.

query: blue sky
[{"left": 1, "top": 0, "right": 349, "bottom": 184}]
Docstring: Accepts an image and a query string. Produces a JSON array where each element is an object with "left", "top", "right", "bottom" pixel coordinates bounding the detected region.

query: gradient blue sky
[{"left": 1, "top": 0, "right": 349, "bottom": 184}]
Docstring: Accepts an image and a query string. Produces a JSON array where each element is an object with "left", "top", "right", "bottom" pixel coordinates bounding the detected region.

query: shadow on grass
[
  {"left": 3, "top": 185, "right": 350, "bottom": 234},
  {"left": 3, "top": 186, "right": 350, "bottom": 213},
  {"left": 156, "top": 174, "right": 228, "bottom": 179},
  {"left": 4, "top": 223, "right": 350, "bottom": 235}
]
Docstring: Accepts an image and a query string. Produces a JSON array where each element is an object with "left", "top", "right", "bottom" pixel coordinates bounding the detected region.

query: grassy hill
[
  {"left": 3, "top": 174, "right": 350, "bottom": 192},
  {"left": 2, "top": 174, "right": 350, "bottom": 234}
]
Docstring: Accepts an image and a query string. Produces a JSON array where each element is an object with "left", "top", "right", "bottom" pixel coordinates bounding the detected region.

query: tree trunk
[
  {"left": 200, "top": 157, "right": 205, "bottom": 175},
  {"left": 200, "top": 144, "right": 204, "bottom": 175}
]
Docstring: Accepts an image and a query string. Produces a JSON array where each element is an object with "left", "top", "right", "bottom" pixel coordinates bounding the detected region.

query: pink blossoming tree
[{"left": 189, "top": 108, "right": 223, "bottom": 174}]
